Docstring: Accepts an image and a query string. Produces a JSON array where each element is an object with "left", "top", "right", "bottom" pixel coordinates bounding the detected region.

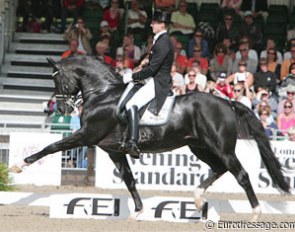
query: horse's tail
[{"left": 231, "top": 101, "right": 290, "bottom": 193}]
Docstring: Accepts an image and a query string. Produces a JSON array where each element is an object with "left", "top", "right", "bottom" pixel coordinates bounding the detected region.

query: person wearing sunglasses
[
  {"left": 233, "top": 83, "right": 252, "bottom": 109},
  {"left": 277, "top": 85, "right": 295, "bottom": 114},
  {"left": 253, "top": 58, "right": 277, "bottom": 94},
  {"left": 258, "top": 104, "right": 278, "bottom": 138},
  {"left": 187, "top": 29, "right": 209, "bottom": 58},
  {"left": 277, "top": 100, "right": 295, "bottom": 136},
  {"left": 253, "top": 88, "right": 278, "bottom": 119},
  {"left": 209, "top": 43, "right": 233, "bottom": 82},
  {"left": 215, "top": 12, "right": 239, "bottom": 45}
]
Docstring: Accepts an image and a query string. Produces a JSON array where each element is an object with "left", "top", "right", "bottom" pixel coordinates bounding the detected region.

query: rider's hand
[{"left": 123, "top": 72, "right": 133, "bottom": 84}]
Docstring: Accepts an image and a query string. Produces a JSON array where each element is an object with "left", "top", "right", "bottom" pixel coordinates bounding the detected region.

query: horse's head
[{"left": 47, "top": 57, "right": 80, "bottom": 114}]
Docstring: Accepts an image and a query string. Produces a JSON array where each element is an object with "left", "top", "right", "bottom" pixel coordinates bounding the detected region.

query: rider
[{"left": 121, "top": 10, "right": 174, "bottom": 157}]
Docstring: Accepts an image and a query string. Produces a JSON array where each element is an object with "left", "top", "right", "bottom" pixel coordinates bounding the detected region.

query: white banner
[
  {"left": 9, "top": 132, "right": 62, "bottom": 186},
  {"left": 95, "top": 140, "right": 295, "bottom": 194}
]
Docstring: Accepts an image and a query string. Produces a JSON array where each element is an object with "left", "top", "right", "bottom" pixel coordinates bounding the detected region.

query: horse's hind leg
[
  {"left": 108, "top": 152, "right": 143, "bottom": 219},
  {"left": 222, "top": 154, "right": 261, "bottom": 221},
  {"left": 189, "top": 146, "right": 227, "bottom": 211}
]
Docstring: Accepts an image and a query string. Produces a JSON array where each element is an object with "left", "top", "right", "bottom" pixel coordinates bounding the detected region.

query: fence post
[{"left": 84, "top": 146, "right": 95, "bottom": 185}]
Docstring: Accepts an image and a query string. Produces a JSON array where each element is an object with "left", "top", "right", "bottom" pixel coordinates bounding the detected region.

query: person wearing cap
[
  {"left": 240, "top": 0, "right": 268, "bottom": 21},
  {"left": 120, "top": 10, "right": 174, "bottom": 157},
  {"left": 215, "top": 72, "right": 234, "bottom": 99},
  {"left": 98, "top": 20, "right": 111, "bottom": 39}
]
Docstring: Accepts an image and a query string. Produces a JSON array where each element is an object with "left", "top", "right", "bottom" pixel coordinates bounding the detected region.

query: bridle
[{"left": 52, "top": 69, "right": 81, "bottom": 110}]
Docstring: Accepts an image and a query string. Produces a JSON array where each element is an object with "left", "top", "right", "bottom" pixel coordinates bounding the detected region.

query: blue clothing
[
  {"left": 264, "top": 122, "right": 278, "bottom": 137},
  {"left": 187, "top": 38, "right": 209, "bottom": 58}
]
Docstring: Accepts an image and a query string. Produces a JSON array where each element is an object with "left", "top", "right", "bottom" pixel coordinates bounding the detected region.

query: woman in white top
[{"left": 227, "top": 60, "right": 254, "bottom": 88}]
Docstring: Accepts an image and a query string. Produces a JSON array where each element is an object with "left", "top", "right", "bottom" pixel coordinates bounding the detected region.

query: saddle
[{"left": 116, "top": 83, "right": 175, "bottom": 126}]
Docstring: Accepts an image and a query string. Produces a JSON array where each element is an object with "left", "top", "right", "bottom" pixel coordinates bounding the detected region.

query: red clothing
[
  {"left": 216, "top": 84, "right": 234, "bottom": 99},
  {"left": 175, "top": 54, "right": 188, "bottom": 71},
  {"left": 104, "top": 55, "right": 115, "bottom": 67},
  {"left": 61, "top": 50, "right": 85, "bottom": 59},
  {"left": 103, "top": 9, "right": 120, "bottom": 30},
  {"left": 187, "top": 57, "right": 208, "bottom": 70},
  {"left": 63, "top": 0, "right": 85, "bottom": 7}
]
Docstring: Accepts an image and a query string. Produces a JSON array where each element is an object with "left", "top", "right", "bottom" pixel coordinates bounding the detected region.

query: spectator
[
  {"left": 222, "top": 36, "right": 236, "bottom": 61},
  {"left": 185, "top": 60, "right": 207, "bottom": 90},
  {"left": 183, "top": 69, "right": 202, "bottom": 94},
  {"left": 283, "top": 39, "right": 295, "bottom": 60},
  {"left": 171, "top": 62, "right": 185, "bottom": 95},
  {"left": 253, "top": 88, "right": 278, "bottom": 118},
  {"left": 33, "top": 0, "right": 54, "bottom": 32},
  {"left": 221, "top": 0, "right": 242, "bottom": 15},
  {"left": 204, "top": 80, "right": 217, "bottom": 95},
  {"left": 281, "top": 48, "right": 295, "bottom": 81},
  {"left": 70, "top": 102, "right": 88, "bottom": 168},
  {"left": 102, "top": 0, "right": 124, "bottom": 31},
  {"left": 136, "top": 34, "right": 154, "bottom": 70},
  {"left": 287, "top": 25, "right": 295, "bottom": 43},
  {"left": 235, "top": 35, "right": 258, "bottom": 61},
  {"left": 281, "top": 62, "right": 295, "bottom": 88},
  {"left": 232, "top": 82, "right": 252, "bottom": 109},
  {"left": 260, "top": 38, "right": 283, "bottom": 64},
  {"left": 155, "top": 0, "right": 176, "bottom": 9},
  {"left": 116, "top": 33, "right": 141, "bottom": 64},
  {"left": 16, "top": 0, "right": 35, "bottom": 32},
  {"left": 114, "top": 54, "right": 132, "bottom": 76},
  {"left": 209, "top": 43, "right": 233, "bottom": 82},
  {"left": 232, "top": 42, "right": 257, "bottom": 74},
  {"left": 127, "top": 0, "right": 148, "bottom": 40},
  {"left": 187, "top": 29, "right": 209, "bottom": 58},
  {"left": 258, "top": 104, "right": 278, "bottom": 138},
  {"left": 170, "top": 35, "right": 187, "bottom": 56},
  {"left": 174, "top": 41, "right": 188, "bottom": 74},
  {"left": 61, "top": 38, "right": 85, "bottom": 59},
  {"left": 227, "top": 60, "right": 254, "bottom": 88},
  {"left": 277, "top": 100, "right": 295, "bottom": 136},
  {"left": 253, "top": 58, "right": 277, "bottom": 94},
  {"left": 95, "top": 41, "right": 114, "bottom": 66},
  {"left": 266, "top": 48, "right": 281, "bottom": 82},
  {"left": 287, "top": 127, "right": 295, "bottom": 141},
  {"left": 278, "top": 85, "right": 295, "bottom": 114},
  {"left": 63, "top": 17, "right": 93, "bottom": 55},
  {"left": 239, "top": 11, "right": 263, "bottom": 53},
  {"left": 215, "top": 12, "right": 239, "bottom": 46},
  {"left": 97, "top": 20, "right": 111, "bottom": 41},
  {"left": 215, "top": 72, "right": 234, "bottom": 99},
  {"left": 61, "top": 0, "right": 85, "bottom": 33},
  {"left": 240, "top": 0, "right": 268, "bottom": 21},
  {"left": 186, "top": 45, "right": 208, "bottom": 76},
  {"left": 169, "top": 0, "right": 196, "bottom": 38}
]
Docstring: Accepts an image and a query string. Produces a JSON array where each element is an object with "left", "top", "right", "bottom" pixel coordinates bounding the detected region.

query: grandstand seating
[{"left": 0, "top": 32, "right": 67, "bottom": 128}]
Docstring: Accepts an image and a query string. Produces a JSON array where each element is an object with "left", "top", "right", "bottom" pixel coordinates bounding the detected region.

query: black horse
[{"left": 12, "top": 56, "right": 289, "bottom": 220}]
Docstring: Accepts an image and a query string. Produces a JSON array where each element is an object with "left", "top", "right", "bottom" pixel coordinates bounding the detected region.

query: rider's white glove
[{"left": 123, "top": 72, "right": 133, "bottom": 84}]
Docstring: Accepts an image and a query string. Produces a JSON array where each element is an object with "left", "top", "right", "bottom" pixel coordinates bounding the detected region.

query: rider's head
[{"left": 151, "top": 10, "right": 171, "bottom": 33}]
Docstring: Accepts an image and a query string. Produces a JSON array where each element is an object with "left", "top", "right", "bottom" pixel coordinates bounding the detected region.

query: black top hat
[{"left": 152, "top": 10, "right": 171, "bottom": 23}]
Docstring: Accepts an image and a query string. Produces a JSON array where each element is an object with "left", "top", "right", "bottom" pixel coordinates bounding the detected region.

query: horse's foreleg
[
  {"left": 108, "top": 153, "right": 143, "bottom": 218},
  {"left": 11, "top": 132, "right": 85, "bottom": 172}
]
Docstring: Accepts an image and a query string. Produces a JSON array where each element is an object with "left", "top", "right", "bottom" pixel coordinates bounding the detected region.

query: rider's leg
[{"left": 124, "top": 78, "right": 155, "bottom": 156}]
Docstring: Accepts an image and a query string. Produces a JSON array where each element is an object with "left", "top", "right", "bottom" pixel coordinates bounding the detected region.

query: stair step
[
  {"left": 4, "top": 54, "right": 61, "bottom": 67},
  {"left": 14, "top": 32, "right": 67, "bottom": 45},
  {"left": 2, "top": 77, "right": 54, "bottom": 92},
  {"left": 1, "top": 65, "right": 53, "bottom": 79},
  {"left": 0, "top": 93, "right": 50, "bottom": 103}
]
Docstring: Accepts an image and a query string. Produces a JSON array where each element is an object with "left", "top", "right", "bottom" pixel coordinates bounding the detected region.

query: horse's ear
[{"left": 46, "top": 57, "right": 58, "bottom": 69}]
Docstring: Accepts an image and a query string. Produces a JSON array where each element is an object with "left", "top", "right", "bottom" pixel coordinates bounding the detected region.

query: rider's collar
[{"left": 153, "top": 30, "right": 167, "bottom": 44}]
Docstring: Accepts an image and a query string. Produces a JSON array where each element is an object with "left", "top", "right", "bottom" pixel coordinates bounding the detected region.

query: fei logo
[
  {"left": 65, "top": 197, "right": 120, "bottom": 217},
  {"left": 50, "top": 194, "right": 208, "bottom": 222}
]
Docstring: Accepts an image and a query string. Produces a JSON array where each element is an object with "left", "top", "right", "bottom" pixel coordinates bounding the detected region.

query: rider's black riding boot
[{"left": 125, "top": 106, "right": 141, "bottom": 158}]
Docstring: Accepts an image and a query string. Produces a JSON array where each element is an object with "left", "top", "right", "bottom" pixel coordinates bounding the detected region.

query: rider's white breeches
[{"left": 126, "top": 78, "right": 155, "bottom": 110}]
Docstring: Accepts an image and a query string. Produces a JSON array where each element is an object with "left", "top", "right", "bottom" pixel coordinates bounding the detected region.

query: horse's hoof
[
  {"left": 250, "top": 205, "right": 261, "bottom": 222},
  {"left": 9, "top": 161, "right": 29, "bottom": 173},
  {"left": 128, "top": 209, "right": 144, "bottom": 221},
  {"left": 9, "top": 165, "right": 23, "bottom": 173}
]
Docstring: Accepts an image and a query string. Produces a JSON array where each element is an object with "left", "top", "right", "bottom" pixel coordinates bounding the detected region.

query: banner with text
[{"left": 95, "top": 140, "right": 295, "bottom": 194}]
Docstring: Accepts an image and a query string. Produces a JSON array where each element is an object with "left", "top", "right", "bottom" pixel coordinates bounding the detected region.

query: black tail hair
[{"left": 232, "top": 101, "right": 290, "bottom": 193}]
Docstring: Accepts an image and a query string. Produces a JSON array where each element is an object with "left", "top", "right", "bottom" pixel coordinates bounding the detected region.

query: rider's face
[{"left": 151, "top": 21, "right": 165, "bottom": 34}]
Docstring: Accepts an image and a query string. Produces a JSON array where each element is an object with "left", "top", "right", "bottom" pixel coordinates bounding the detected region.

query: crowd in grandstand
[{"left": 16, "top": 0, "right": 295, "bottom": 140}]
